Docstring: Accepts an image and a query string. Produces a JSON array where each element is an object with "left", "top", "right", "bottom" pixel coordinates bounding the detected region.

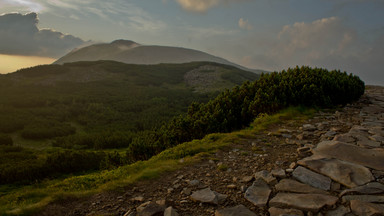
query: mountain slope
[
  {"left": 54, "top": 40, "right": 265, "bottom": 73},
  {"left": 0, "top": 61, "right": 259, "bottom": 146}
]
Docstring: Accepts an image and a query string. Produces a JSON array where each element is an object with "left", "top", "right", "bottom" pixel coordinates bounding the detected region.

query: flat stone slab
[
  {"left": 269, "top": 193, "right": 338, "bottom": 212},
  {"left": 292, "top": 166, "right": 331, "bottom": 191},
  {"left": 215, "top": 205, "right": 256, "bottom": 216},
  {"left": 326, "top": 205, "right": 350, "bottom": 216},
  {"left": 254, "top": 170, "right": 277, "bottom": 185},
  {"left": 244, "top": 178, "right": 271, "bottom": 207},
  {"left": 342, "top": 195, "right": 384, "bottom": 203},
  {"left": 190, "top": 188, "right": 227, "bottom": 205},
  {"left": 313, "top": 141, "right": 384, "bottom": 171},
  {"left": 298, "top": 156, "right": 374, "bottom": 188},
  {"left": 136, "top": 202, "right": 166, "bottom": 216},
  {"left": 350, "top": 200, "right": 384, "bottom": 216},
  {"left": 340, "top": 182, "right": 384, "bottom": 197},
  {"left": 268, "top": 207, "right": 304, "bottom": 216},
  {"left": 275, "top": 179, "right": 328, "bottom": 194}
]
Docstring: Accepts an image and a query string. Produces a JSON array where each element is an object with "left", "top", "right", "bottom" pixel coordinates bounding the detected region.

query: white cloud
[
  {"left": 0, "top": 12, "right": 85, "bottom": 57},
  {"left": 175, "top": 0, "right": 249, "bottom": 13},
  {"left": 175, "top": 0, "right": 220, "bottom": 13},
  {"left": 238, "top": 18, "right": 253, "bottom": 30}
]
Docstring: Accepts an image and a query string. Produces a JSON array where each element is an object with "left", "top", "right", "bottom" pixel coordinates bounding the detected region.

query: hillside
[
  {"left": 0, "top": 61, "right": 259, "bottom": 146},
  {"left": 54, "top": 40, "right": 265, "bottom": 73}
]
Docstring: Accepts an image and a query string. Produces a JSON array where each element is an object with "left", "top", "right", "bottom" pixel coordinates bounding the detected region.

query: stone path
[{"left": 37, "top": 86, "right": 384, "bottom": 216}]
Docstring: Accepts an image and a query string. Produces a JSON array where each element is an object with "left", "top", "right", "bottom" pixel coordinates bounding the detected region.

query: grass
[{"left": 0, "top": 106, "right": 314, "bottom": 216}]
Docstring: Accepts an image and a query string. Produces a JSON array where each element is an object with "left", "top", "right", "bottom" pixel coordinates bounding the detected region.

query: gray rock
[
  {"left": 254, "top": 170, "right": 277, "bottom": 185},
  {"left": 350, "top": 200, "right": 384, "bottom": 216},
  {"left": 271, "top": 168, "right": 286, "bottom": 178},
  {"left": 188, "top": 179, "right": 200, "bottom": 186},
  {"left": 268, "top": 207, "right": 304, "bottom": 216},
  {"left": 298, "top": 156, "right": 374, "bottom": 188},
  {"left": 275, "top": 179, "right": 329, "bottom": 194},
  {"left": 326, "top": 205, "right": 350, "bottom": 216},
  {"left": 342, "top": 195, "right": 384, "bottom": 203},
  {"left": 269, "top": 193, "right": 338, "bottom": 212},
  {"left": 242, "top": 176, "right": 254, "bottom": 183},
  {"left": 293, "top": 166, "right": 332, "bottom": 191},
  {"left": 340, "top": 182, "right": 384, "bottom": 197},
  {"left": 313, "top": 141, "right": 384, "bottom": 171},
  {"left": 369, "top": 135, "right": 384, "bottom": 142},
  {"left": 303, "top": 124, "right": 317, "bottom": 131},
  {"left": 190, "top": 188, "right": 227, "bottom": 205},
  {"left": 244, "top": 178, "right": 271, "bottom": 207},
  {"left": 215, "top": 205, "right": 256, "bottom": 216},
  {"left": 136, "top": 201, "right": 165, "bottom": 216},
  {"left": 164, "top": 207, "right": 179, "bottom": 216},
  {"left": 333, "top": 134, "right": 355, "bottom": 143}
]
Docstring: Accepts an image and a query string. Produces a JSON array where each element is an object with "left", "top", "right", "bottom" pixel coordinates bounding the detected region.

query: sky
[{"left": 0, "top": 0, "right": 383, "bottom": 85}]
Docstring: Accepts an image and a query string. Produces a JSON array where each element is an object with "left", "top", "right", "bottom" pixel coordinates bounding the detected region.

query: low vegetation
[{"left": 0, "top": 63, "right": 365, "bottom": 215}]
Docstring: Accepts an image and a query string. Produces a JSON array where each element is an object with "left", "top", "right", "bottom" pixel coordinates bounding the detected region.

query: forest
[{"left": 0, "top": 64, "right": 364, "bottom": 185}]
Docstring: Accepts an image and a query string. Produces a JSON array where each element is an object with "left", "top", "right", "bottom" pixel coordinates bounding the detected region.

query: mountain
[{"left": 54, "top": 40, "right": 265, "bottom": 73}]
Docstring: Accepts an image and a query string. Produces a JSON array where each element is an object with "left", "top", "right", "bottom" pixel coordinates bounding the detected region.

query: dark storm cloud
[{"left": 0, "top": 12, "right": 85, "bottom": 57}]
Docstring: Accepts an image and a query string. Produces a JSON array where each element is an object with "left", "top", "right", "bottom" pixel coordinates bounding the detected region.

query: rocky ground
[{"left": 38, "top": 86, "right": 384, "bottom": 216}]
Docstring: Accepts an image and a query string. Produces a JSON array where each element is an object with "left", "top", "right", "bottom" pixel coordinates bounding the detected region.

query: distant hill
[{"left": 54, "top": 40, "right": 265, "bottom": 73}]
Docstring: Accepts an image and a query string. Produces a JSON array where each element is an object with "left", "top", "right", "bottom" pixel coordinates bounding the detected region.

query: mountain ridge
[{"left": 54, "top": 40, "right": 265, "bottom": 74}]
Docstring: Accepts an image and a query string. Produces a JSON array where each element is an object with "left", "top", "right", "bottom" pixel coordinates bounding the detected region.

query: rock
[
  {"left": 244, "top": 178, "right": 271, "bottom": 207},
  {"left": 188, "top": 179, "right": 200, "bottom": 187},
  {"left": 339, "top": 182, "right": 384, "bottom": 197},
  {"left": 333, "top": 134, "right": 355, "bottom": 143},
  {"left": 303, "top": 124, "right": 317, "bottom": 131},
  {"left": 357, "top": 140, "right": 381, "bottom": 148},
  {"left": 254, "top": 170, "right": 277, "bottom": 185},
  {"left": 369, "top": 135, "right": 384, "bottom": 143},
  {"left": 190, "top": 188, "right": 227, "bottom": 205},
  {"left": 297, "top": 146, "right": 312, "bottom": 157},
  {"left": 298, "top": 156, "right": 374, "bottom": 188},
  {"left": 123, "top": 210, "right": 136, "bottom": 216},
  {"left": 324, "top": 131, "right": 337, "bottom": 137},
  {"left": 136, "top": 201, "right": 165, "bottom": 216},
  {"left": 268, "top": 207, "right": 304, "bottom": 216},
  {"left": 331, "top": 182, "right": 341, "bottom": 191},
  {"left": 350, "top": 200, "right": 384, "bottom": 216},
  {"left": 372, "top": 170, "right": 384, "bottom": 179},
  {"left": 227, "top": 184, "right": 236, "bottom": 189},
  {"left": 269, "top": 193, "right": 338, "bottom": 212},
  {"left": 326, "top": 205, "right": 350, "bottom": 216},
  {"left": 182, "top": 188, "right": 192, "bottom": 196},
  {"left": 293, "top": 166, "right": 332, "bottom": 191},
  {"left": 164, "top": 207, "right": 179, "bottom": 216},
  {"left": 313, "top": 141, "right": 384, "bottom": 171},
  {"left": 132, "top": 196, "right": 145, "bottom": 202},
  {"left": 215, "top": 205, "right": 256, "bottom": 216},
  {"left": 275, "top": 179, "right": 329, "bottom": 194},
  {"left": 271, "top": 168, "right": 286, "bottom": 178},
  {"left": 242, "top": 176, "right": 254, "bottom": 183},
  {"left": 341, "top": 195, "right": 384, "bottom": 203}
]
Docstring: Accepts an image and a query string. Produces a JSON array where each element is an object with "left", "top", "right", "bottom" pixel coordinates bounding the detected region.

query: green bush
[{"left": 126, "top": 66, "right": 364, "bottom": 161}]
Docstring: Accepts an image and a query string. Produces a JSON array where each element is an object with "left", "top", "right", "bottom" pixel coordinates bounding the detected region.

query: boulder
[
  {"left": 269, "top": 193, "right": 338, "bottom": 212},
  {"left": 298, "top": 156, "right": 374, "bottom": 188},
  {"left": 215, "top": 205, "right": 256, "bottom": 216},
  {"left": 190, "top": 188, "right": 227, "bottom": 205},
  {"left": 292, "top": 166, "right": 331, "bottom": 191},
  {"left": 275, "top": 179, "right": 328, "bottom": 194},
  {"left": 244, "top": 178, "right": 271, "bottom": 207},
  {"left": 313, "top": 141, "right": 384, "bottom": 171},
  {"left": 350, "top": 200, "right": 384, "bottom": 216},
  {"left": 268, "top": 207, "right": 304, "bottom": 216},
  {"left": 339, "top": 182, "right": 384, "bottom": 197}
]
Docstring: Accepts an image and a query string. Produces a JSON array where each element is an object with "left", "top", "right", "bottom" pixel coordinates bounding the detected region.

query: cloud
[
  {"left": 239, "top": 16, "right": 384, "bottom": 85},
  {"left": 238, "top": 18, "right": 253, "bottom": 30},
  {"left": 0, "top": 12, "right": 86, "bottom": 57},
  {"left": 175, "top": 0, "right": 220, "bottom": 13},
  {"left": 175, "top": 0, "right": 248, "bottom": 13}
]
